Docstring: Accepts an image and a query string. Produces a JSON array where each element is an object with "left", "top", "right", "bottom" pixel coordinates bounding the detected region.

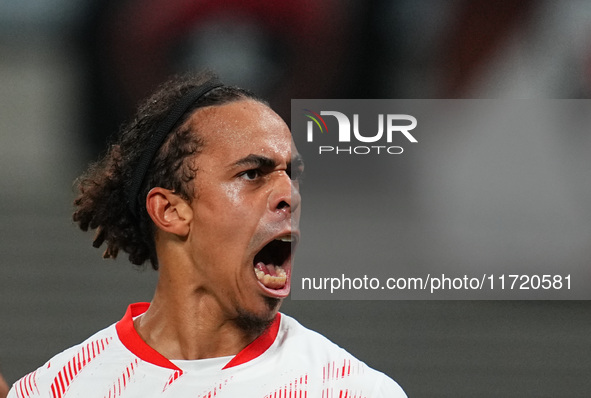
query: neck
[{"left": 134, "top": 267, "right": 268, "bottom": 361}]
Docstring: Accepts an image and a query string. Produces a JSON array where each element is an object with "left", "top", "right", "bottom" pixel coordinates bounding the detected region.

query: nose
[{"left": 269, "top": 171, "right": 301, "bottom": 217}]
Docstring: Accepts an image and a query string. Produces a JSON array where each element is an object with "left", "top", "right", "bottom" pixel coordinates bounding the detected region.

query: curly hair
[{"left": 73, "top": 71, "right": 264, "bottom": 269}]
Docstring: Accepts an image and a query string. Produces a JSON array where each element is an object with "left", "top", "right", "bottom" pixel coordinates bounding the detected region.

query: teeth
[
  {"left": 255, "top": 264, "right": 287, "bottom": 289},
  {"left": 276, "top": 235, "right": 293, "bottom": 242}
]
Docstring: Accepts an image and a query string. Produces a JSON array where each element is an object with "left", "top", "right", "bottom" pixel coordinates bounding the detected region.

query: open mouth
[{"left": 253, "top": 235, "right": 295, "bottom": 291}]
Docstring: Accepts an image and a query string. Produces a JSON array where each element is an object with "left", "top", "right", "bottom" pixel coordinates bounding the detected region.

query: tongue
[{"left": 255, "top": 262, "right": 277, "bottom": 277}]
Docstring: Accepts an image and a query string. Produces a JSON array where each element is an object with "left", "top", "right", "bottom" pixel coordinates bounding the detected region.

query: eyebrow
[
  {"left": 232, "top": 153, "right": 305, "bottom": 170},
  {"left": 232, "top": 154, "right": 277, "bottom": 169}
]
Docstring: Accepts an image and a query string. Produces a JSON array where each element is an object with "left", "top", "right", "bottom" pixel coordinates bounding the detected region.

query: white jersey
[{"left": 9, "top": 303, "right": 406, "bottom": 398}]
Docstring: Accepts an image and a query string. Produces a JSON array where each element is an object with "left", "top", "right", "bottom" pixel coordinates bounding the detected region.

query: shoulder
[
  {"left": 8, "top": 324, "right": 121, "bottom": 398},
  {"left": 277, "top": 314, "right": 407, "bottom": 397}
]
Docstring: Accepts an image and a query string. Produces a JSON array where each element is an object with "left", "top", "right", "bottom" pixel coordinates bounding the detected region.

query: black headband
[{"left": 126, "top": 80, "right": 223, "bottom": 217}]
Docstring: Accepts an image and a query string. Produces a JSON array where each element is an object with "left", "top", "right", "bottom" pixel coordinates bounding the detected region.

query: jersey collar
[{"left": 115, "top": 302, "right": 281, "bottom": 371}]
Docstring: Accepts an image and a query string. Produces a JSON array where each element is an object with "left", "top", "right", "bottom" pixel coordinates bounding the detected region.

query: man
[{"left": 8, "top": 72, "right": 406, "bottom": 397}]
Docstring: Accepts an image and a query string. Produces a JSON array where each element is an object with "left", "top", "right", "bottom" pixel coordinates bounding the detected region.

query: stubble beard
[{"left": 234, "top": 296, "right": 282, "bottom": 335}]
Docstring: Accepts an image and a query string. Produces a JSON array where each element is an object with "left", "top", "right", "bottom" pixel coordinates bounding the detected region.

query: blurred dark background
[{"left": 2, "top": 1, "right": 591, "bottom": 396}]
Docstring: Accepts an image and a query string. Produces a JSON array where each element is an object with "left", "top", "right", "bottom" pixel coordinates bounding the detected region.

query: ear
[{"left": 145, "top": 187, "right": 193, "bottom": 237}]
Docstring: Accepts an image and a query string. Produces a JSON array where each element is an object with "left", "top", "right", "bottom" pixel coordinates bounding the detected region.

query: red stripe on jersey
[
  {"left": 28, "top": 376, "right": 34, "bottom": 396},
  {"left": 162, "top": 370, "right": 183, "bottom": 392},
  {"left": 264, "top": 373, "right": 308, "bottom": 398},
  {"left": 50, "top": 383, "right": 59, "bottom": 398},
  {"left": 324, "top": 360, "right": 359, "bottom": 383},
  {"left": 222, "top": 312, "right": 281, "bottom": 369},
  {"left": 116, "top": 303, "right": 182, "bottom": 372},
  {"left": 49, "top": 338, "right": 112, "bottom": 398},
  {"left": 57, "top": 372, "right": 66, "bottom": 394},
  {"left": 21, "top": 376, "right": 29, "bottom": 397},
  {"left": 29, "top": 371, "right": 37, "bottom": 395},
  {"left": 196, "top": 376, "right": 232, "bottom": 398},
  {"left": 22, "top": 377, "right": 29, "bottom": 397}
]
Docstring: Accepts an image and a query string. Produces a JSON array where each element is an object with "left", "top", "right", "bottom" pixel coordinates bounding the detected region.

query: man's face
[{"left": 184, "top": 99, "right": 302, "bottom": 324}]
